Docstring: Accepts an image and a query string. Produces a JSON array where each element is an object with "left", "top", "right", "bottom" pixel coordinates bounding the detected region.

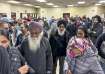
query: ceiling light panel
[
  {"left": 46, "top": 3, "right": 54, "bottom": 5},
  {"left": 7, "top": 0, "right": 21, "bottom": 4},
  {"left": 78, "top": 1, "right": 86, "bottom": 4},
  {"left": 36, "top": 0, "right": 47, "bottom": 2},
  {"left": 24, "top": 4, "right": 33, "bottom": 6}
]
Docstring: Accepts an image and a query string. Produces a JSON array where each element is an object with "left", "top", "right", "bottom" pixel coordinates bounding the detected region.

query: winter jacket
[
  {"left": 49, "top": 31, "right": 70, "bottom": 57},
  {"left": 95, "top": 33, "right": 105, "bottom": 59},
  {"left": 19, "top": 37, "right": 53, "bottom": 74}
]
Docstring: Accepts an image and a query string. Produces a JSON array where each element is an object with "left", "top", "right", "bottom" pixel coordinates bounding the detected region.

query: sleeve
[
  {"left": 15, "top": 35, "right": 20, "bottom": 47},
  {"left": 95, "top": 25, "right": 103, "bottom": 37},
  {"left": 18, "top": 39, "right": 26, "bottom": 56},
  {"left": 0, "top": 46, "right": 11, "bottom": 74},
  {"left": 45, "top": 39, "right": 53, "bottom": 74},
  {"left": 89, "top": 40, "right": 98, "bottom": 55},
  {"left": 17, "top": 49, "right": 26, "bottom": 65},
  {"left": 66, "top": 37, "right": 75, "bottom": 51},
  {"left": 95, "top": 33, "right": 105, "bottom": 59}
]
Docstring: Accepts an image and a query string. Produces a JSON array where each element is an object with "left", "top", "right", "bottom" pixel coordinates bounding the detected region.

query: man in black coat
[
  {"left": 49, "top": 20, "right": 70, "bottom": 74},
  {"left": 95, "top": 33, "right": 105, "bottom": 73},
  {"left": 90, "top": 15, "right": 103, "bottom": 44},
  {"left": 19, "top": 21, "right": 53, "bottom": 74}
]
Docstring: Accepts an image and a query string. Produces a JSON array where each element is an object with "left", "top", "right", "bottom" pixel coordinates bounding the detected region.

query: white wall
[
  {"left": 0, "top": 3, "right": 11, "bottom": 18},
  {"left": 11, "top": 4, "right": 35, "bottom": 18},
  {"left": 0, "top": 3, "right": 105, "bottom": 19},
  {"left": 0, "top": 3, "right": 36, "bottom": 18},
  {"left": 40, "top": 6, "right": 105, "bottom": 18}
]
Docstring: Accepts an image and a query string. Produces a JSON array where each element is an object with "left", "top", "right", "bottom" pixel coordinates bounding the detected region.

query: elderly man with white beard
[{"left": 19, "top": 21, "right": 53, "bottom": 74}]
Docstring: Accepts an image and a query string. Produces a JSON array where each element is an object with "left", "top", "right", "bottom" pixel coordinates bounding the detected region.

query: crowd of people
[{"left": 0, "top": 14, "right": 105, "bottom": 74}]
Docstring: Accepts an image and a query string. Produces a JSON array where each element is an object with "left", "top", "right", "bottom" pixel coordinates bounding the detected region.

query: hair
[
  {"left": 76, "top": 26, "right": 89, "bottom": 38},
  {"left": 93, "top": 15, "right": 102, "bottom": 23}
]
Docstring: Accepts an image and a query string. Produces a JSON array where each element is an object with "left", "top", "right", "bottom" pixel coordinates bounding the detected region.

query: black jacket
[
  {"left": 49, "top": 31, "right": 69, "bottom": 57},
  {"left": 0, "top": 46, "right": 11, "bottom": 74},
  {"left": 8, "top": 47, "right": 25, "bottom": 74},
  {"left": 66, "top": 23, "right": 76, "bottom": 39},
  {"left": 15, "top": 34, "right": 24, "bottom": 47},
  {"left": 19, "top": 37, "right": 53, "bottom": 74},
  {"left": 95, "top": 33, "right": 105, "bottom": 59},
  {"left": 90, "top": 23, "right": 103, "bottom": 44}
]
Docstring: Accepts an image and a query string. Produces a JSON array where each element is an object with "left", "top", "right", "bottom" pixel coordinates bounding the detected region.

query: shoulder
[
  {"left": 9, "top": 47, "right": 20, "bottom": 55},
  {"left": 65, "top": 31, "right": 69, "bottom": 35},
  {"left": 98, "top": 33, "right": 105, "bottom": 40},
  {"left": 21, "top": 38, "right": 28, "bottom": 45},
  {"left": 17, "top": 34, "right": 23, "bottom": 38},
  {"left": 42, "top": 37, "right": 49, "bottom": 42}
]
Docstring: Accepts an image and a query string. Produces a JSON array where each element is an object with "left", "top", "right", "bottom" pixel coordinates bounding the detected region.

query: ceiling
[{"left": 0, "top": 0, "right": 105, "bottom": 8}]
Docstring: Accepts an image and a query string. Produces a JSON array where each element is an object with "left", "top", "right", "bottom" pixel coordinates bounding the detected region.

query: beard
[
  {"left": 28, "top": 31, "right": 43, "bottom": 52},
  {"left": 58, "top": 28, "right": 66, "bottom": 36}
]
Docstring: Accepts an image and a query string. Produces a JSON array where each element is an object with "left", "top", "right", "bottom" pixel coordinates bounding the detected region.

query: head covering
[
  {"left": 0, "top": 17, "right": 14, "bottom": 23},
  {"left": 57, "top": 20, "right": 67, "bottom": 27},
  {"left": 29, "top": 21, "right": 43, "bottom": 32}
]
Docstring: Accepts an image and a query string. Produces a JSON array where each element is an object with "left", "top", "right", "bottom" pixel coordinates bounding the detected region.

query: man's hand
[{"left": 18, "top": 65, "right": 29, "bottom": 74}]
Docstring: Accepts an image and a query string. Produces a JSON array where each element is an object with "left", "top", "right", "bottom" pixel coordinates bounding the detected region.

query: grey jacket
[{"left": 20, "top": 37, "right": 53, "bottom": 74}]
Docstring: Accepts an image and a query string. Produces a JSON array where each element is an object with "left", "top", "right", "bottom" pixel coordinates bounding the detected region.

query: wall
[
  {"left": 0, "top": 3, "right": 105, "bottom": 19},
  {"left": 0, "top": 3, "right": 11, "bottom": 18},
  {"left": 11, "top": 4, "right": 35, "bottom": 18},
  {"left": 40, "top": 6, "right": 105, "bottom": 18},
  {"left": 0, "top": 3, "right": 36, "bottom": 18}
]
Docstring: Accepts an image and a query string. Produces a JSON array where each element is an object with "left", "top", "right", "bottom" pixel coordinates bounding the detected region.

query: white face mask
[{"left": 58, "top": 28, "right": 66, "bottom": 36}]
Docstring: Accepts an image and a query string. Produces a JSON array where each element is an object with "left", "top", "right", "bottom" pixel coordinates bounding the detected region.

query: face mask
[{"left": 58, "top": 28, "right": 66, "bottom": 36}]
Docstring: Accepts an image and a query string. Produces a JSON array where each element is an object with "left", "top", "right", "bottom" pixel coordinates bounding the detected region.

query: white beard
[
  {"left": 58, "top": 29, "right": 66, "bottom": 36},
  {"left": 28, "top": 31, "right": 43, "bottom": 52}
]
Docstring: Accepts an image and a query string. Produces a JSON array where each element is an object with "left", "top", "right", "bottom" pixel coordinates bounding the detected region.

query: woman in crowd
[{"left": 64, "top": 26, "right": 104, "bottom": 74}]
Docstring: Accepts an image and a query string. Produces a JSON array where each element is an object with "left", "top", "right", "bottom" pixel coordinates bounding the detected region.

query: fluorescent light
[
  {"left": 34, "top": 6, "right": 40, "bottom": 8},
  {"left": 46, "top": 3, "right": 54, "bottom": 5},
  {"left": 95, "top": 3, "right": 102, "bottom": 5},
  {"left": 53, "top": 5, "right": 59, "bottom": 7},
  {"left": 99, "top": 0, "right": 105, "bottom": 3},
  {"left": 78, "top": 1, "right": 85, "bottom": 4},
  {"left": 7, "top": 0, "right": 21, "bottom": 4},
  {"left": 67, "top": 5, "right": 74, "bottom": 7},
  {"left": 36, "top": 0, "right": 46, "bottom": 2},
  {"left": 24, "top": 4, "right": 33, "bottom": 6}
]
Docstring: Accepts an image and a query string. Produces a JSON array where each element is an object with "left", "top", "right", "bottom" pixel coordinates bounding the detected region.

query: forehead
[
  {"left": 30, "top": 28, "right": 41, "bottom": 32},
  {"left": 59, "top": 24, "right": 65, "bottom": 27}
]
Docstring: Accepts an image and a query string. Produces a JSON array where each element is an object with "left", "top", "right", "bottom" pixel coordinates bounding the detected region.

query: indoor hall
[{"left": 0, "top": 0, "right": 105, "bottom": 74}]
